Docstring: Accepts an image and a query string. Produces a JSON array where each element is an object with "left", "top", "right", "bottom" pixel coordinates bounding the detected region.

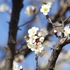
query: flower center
[
  {"left": 35, "top": 46, "right": 38, "bottom": 49},
  {"left": 32, "top": 31, "right": 35, "bottom": 34},
  {"left": 44, "top": 8, "right": 48, "bottom": 12}
]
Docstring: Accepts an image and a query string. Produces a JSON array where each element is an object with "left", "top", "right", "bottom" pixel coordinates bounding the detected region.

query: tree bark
[{"left": 4, "top": 0, "right": 23, "bottom": 70}]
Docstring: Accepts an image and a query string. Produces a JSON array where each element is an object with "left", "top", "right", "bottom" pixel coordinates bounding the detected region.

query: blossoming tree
[{"left": 0, "top": 0, "right": 70, "bottom": 70}]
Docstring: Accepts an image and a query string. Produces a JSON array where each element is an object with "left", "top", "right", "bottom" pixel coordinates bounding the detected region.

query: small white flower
[
  {"left": 0, "top": 4, "right": 9, "bottom": 12},
  {"left": 27, "top": 36, "right": 38, "bottom": 44},
  {"left": 39, "top": 37, "right": 44, "bottom": 42},
  {"left": 64, "top": 25, "right": 70, "bottom": 37},
  {"left": 38, "top": 32, "right": 42, "bottom": 37},
  {"left": 25, "top": 5, "right": 36, "bottom": 16},
  {"left": 40, "top": 28, "right": 48, "bottom": 37},
  {"left": 18, "top": 55, "right": 24, "bottom": 61},
  {"left": 28, "top": 27, "right": 39, "bottom": 36},
  {"left": 32, "top": 44, "right": 44, "bottom": 53},
  {"left": 27, "top": 42, "right": 33, "bottom": 49},
  {"left": 40, "top": 4, "right": 51, "bottom": 15}
]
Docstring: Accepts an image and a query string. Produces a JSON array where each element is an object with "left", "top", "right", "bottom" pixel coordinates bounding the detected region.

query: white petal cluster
[
  {"left": 25, "top": 5, "right": 37, "bottom": 16},
  {"left": 40, "top": 1, "right": 52, "bottom": 15},
  {"left": 0, "top": 4, "right": 9, "bottom": 12},
  {"left": 25, "top": 27, "right": 45, "bottom": 56},
  {"left": 64, "top": 25, "right": 70, "bottom": 37}
]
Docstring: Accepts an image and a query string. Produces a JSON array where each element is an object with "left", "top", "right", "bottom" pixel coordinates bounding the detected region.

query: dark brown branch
[
  {"left": 4, "top": 0, "right": 23, "bottom": 70},
  {"left": 45, "top": 15, "right": 70, "bottom": 70}
]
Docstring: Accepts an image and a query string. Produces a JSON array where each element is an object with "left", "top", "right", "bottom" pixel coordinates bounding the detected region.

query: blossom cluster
[
  {"left": 40, "top": 27, "right": 48, "bottom": 37},
  {"left": 25, "top": 27, "right": 45, "bottom": 56},
  {"left": 40, "top": 1, "right": 52, "bottom": 15}
]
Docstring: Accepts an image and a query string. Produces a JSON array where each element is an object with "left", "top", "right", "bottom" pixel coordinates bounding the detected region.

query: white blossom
[
  {"left": 32, "top": 43, "right": 44, "bottom": 52},
  {"left": 64, "top": 25, "right": 70, "bottom": 37},
  {"left": 27, "top": 35, "right": 38, "bottom": 43},
  {"left": 25, "top": 5, "right": 37, "bottom": 16},
  {"left": 27, "top": 42, "right": 33, "bottom": 49},
  {"left": 28, "top": 27, "right": 39, "bottom": 37},
  {"left": 38, "top": 32, "right": 42, "bottom": 37},
  {"left": 18, "top": 55, "right": 24, "bottom": 61},
  {"left": 39, "top": 37, "right": 44, "bottom": 42},
  {"left": 39, "top": 27, "right": 48, "bottom": 37},
  {"left": 40, "top": 1, "right": 52, "bottom": 15},
  {"left": 0, "top": 4, "right": 9, "bottom": 12}
]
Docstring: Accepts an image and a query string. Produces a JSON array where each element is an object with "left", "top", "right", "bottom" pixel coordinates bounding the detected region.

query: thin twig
[
  {"left": 64, "top": 16, "right": 70, "bottom": 22},
  {"left": 18, "top": 11, "right": 40, "bottom": 27},
  {"left": 35, "top": 55, "right": 39, "bottom": 70}
]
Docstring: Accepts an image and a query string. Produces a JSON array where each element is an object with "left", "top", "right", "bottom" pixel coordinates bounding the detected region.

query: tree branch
[
  {"left": 45, "top": 37, "right": 70, "bottom": 70},
  {"left": 4, "top": 0, "right": 23, "bottom": 70}
]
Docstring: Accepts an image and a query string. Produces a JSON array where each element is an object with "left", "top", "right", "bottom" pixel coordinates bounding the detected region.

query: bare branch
[
  {"left": 64, "top": 16, "right": 70, "bottom": 22},
  {"left": 45, "top": 37, "right": 70, "bottom": 70}
]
